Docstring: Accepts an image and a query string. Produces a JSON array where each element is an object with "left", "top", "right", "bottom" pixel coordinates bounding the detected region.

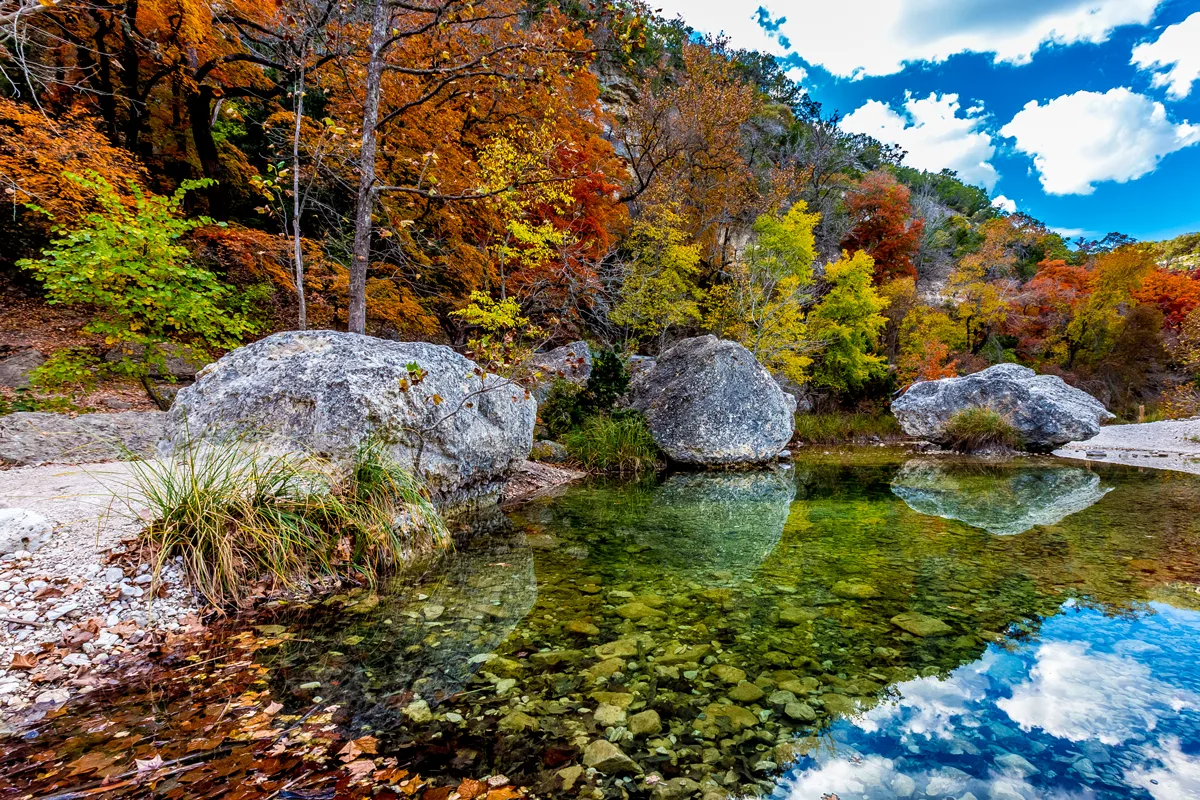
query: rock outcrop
[
  {"left": 527, "top": 341, "right": 591, "bottom": 402},
  {"left": 0, "top": 348, "right": 45, "bottom": 389},
  {"left": 0, "top": 411, "right": 165, "bottom": 466},
  {"left": 891, "top": 459, "right": 1112, "bottom": 536},
  {"left": 628, "top": 336, "right": 796, "bottom": 465},
  {"left": 891, "top": 364, "right": 1113, "bottom": 450},
  {"left": 164, "top": 331, "right": 536, "bottom": 505},
  {"left": 0, "top": 509, "right": 53, "bottom": 554}
]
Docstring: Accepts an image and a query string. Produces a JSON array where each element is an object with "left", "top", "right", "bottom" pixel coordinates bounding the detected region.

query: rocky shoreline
[{"left": 0, "top": 457, "right": 582, "bottom": 729}]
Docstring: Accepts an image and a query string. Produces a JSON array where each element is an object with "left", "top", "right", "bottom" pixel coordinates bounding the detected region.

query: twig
[{"left": 1, "top": 614, "right": 48, "bottom": 628}]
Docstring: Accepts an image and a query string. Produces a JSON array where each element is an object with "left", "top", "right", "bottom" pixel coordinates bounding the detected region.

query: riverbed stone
[
  {"left": 710, "top": 664, "right": 747, "bottom": 684},
  {"left": 629, "top": 709, "right": 662, "bottom": 736},
  {"left": 784, "top": 700, "right": 817, "bottom": 721},
  {"left": 700, "top": 703, "right": 758, "bottom": 732},
  {"left": 728, "top": 681, "right": 765, "bottom": 703},
  {"left": 628, "top": 335, "right": 796, "bottom": 465},
  {"left": 890, "top": 612, "right": 954, "bottom": 637},
  {"left": 658, "top": 642, "right": 713, "bottom": 666},
  {"left": 832, "top": 581, "right": 879, "bottom": 600},
  {"left": 891, "top": 363, "right": 1113, "bottom": 450},
  {"left": 583, "top": 739, "right": 637, "bottom": 774},
  {"left": 164, "top": 331, "right": 536, "bottom": 505},
  {"left": 594, "top": 703, "right": 627, "bottom": 727},
  {"left": 565, "top": 619, "right": 600, "bottom": 637},
  {"left": 616, "top": 601, "right": 665, "bottom": 621},
  {"left": 498, "top": 710, "right": 539, "bottom": 733}
]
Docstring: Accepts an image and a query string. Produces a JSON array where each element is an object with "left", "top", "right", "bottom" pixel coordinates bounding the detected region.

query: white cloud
[
  {"left": 842, "top": 93, "right": 1000, "bottom": 189},
  {"left": 999, "top": 87, "right": 1200, "bottom": 195},
  {"left": 997, "top": 640, "right": 1200, "bottom": 745},
  {"left": 1127, "top": 736, "right": 1200, "bottom": 800},
  {"left": 652, "top": 1, "right": 1164, "bottom": 78},
  {"left": 1132, "top": 12, "right": 1200, "bottom": 99},
  {"left": 992, "top": 195, "right": 1018, "bottom": 214}
]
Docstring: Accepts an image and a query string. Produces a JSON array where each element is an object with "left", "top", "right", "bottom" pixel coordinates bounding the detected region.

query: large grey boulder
[
  {"left": 891, "top": 364, "right": 1113, "bottom": 450},
  {"left": 527, "top": 340, "right": 591, "bottom": 402},
  {"left": 628, "top": 336, "right": 796, "bottom": 465},
  {"left": 164, "top": 331, "right": 536, "bottom": 505},
  {"left": 0, "top": 411, "right": 165, "bottom": 466},
  {"left": 891, "top": 459, "right": 1112, "bottom": 535}
]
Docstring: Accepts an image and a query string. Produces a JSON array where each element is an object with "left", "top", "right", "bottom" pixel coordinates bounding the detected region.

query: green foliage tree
[
  {"left": 611, "top": 203, "right": 702, "bottom": 347},
  {"left": 17, "top": 172, "right": 265, "bottom": 390},
  {"left": 808, "top": 250, "right": 890, "bottom": 392}
]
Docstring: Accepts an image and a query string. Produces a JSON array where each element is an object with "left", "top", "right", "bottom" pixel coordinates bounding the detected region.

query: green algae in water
[{"left": 8, "top": 451, "right": 1200, "bottom": 800}]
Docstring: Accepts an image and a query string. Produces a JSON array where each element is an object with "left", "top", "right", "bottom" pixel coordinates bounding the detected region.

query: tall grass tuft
[
  {"left": 792, "top": 412, "right": 903, "bottom": 444},
  {"left": 562, "top": 413, "right": 661, "bottom": 475},
  {"left": 128, "top": 435, "right": 447, "bottom": 607},
  {"left": 941, "top": 407, "right": 1024, "bottom": 453}
]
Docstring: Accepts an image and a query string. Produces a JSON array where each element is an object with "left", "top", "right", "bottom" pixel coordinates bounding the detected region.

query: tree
[
  {"left": 1065, "top": 244, "right": 1156, "bottom": 367},
  {"left": 17, "top": 172, "right": 263, "bottom": 396},
  {"left": 703, "top": 202, "right": 821, "bottom": 383},
  {"left": 807, "top": 250, "right": 889, "bottom": 392},
  {"left": 1132, "top": 269, "right": 1200, "bottom": 330},
  {"left": 841, "top": 170, "right": 923, "bottom": 283},
  {"left": 610, "top": 201, "right": 702, "bottom": 347}
]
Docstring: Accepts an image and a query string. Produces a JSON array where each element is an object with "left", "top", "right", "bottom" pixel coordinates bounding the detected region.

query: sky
[{"left": 650, "top": 0, "right": 1200, "bottom": 242}]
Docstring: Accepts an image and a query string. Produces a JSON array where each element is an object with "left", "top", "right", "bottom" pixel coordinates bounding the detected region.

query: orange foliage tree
[
  {"left": 1132, "top": 269, "right": 1200, "bottom": 330},
  {"left": 841, "top": 171, "right": 923, "bottom": 283}
]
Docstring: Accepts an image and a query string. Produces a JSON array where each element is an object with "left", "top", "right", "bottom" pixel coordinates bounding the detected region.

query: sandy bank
[{"left": 1054, "top": 418, "right": 1200, "bottom": 476}]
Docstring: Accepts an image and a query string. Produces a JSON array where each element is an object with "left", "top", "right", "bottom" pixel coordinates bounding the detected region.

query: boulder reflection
[{"left": 891, "top": 458, "right": 1112, "bottom": 535}]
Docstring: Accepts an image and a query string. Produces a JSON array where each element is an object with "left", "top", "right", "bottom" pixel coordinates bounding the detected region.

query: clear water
[{"left": 7, "top": 451, "right": 1200, "bottom": 800}]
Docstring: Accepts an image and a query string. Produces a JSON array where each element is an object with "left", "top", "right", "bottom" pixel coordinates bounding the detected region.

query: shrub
[
  {"left": 940, "top": 407, "right": 1024, "bottom": 452},
  {"left": 539, "top": 378, "right": 585, "bottom": 439},
  {"left": 579, "top": 348, "right": 630, "bottom": 411},
  {"left": 793, "top": 412, "right": 903, "bottom": 444},
  {"left": 562, "top": 412, "right": 661, "bottom": 475},
  {"left": 127, "top": 435, "right": 447, "bottom": 607}
]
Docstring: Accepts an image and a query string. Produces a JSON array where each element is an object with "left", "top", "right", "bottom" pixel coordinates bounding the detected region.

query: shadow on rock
[{"left": 890, "top": 458, "right": 1112, "bottom": 536}]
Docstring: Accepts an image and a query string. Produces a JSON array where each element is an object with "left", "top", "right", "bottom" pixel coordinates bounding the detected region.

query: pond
[{"left": 4, "top": 450, "right": 1200, "bottom": 800}]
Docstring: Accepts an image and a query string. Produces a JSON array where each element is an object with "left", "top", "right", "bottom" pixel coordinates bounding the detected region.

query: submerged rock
[
  {"left": 164, "top": 331, "right": 535, "bottom": 505},
  {"left": 628, "top": 335, "right": 796, "bottom": 465},
  {"left": 890, "top": 612, "right": 954, "bottom": 637},
  {"left": 583, "top": 739, "right": 637, "bottom": 774},
  {"left": 0, "top": 411, "right": 164, "bottom": 467},
  {"left": 891, "top": 364, "right": 1113, "bottom": 450},
  {"left": 891, "top": 459, "right": 1112, "bottom": 535}
]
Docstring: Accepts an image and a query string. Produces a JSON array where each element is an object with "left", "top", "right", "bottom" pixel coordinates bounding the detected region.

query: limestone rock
[
  {"left": 0, "top": 509, "right": 52, "bottom": 555},
  {"left": 529, "top": 439, "right": 570, "bottom": 464},
  {"left": 0, "top": 411, "right": 165, "bottom": 467},
  {"left": 583, "top": 739, "right": 637, "bottom": 774},
  {"left": 891, "top": 364, "right": 1113, "bottom": 450},
  {"left": 528, "top": 341, "right": 592, "bottom": 402},
  {"left": 890, "top": 612, "right": 954, "bottom": 637},
  {"left": 0, "top": 348, "right": 44, "bottom": 389},
  {"left": 628, "top": 709, "right": 662, "bottom": 736},
  {"left": 628, "top": 336, "right": 796, "bottom": 465},
  {"left": 163, "top": 331, "right": 536, "bottom": 505}
]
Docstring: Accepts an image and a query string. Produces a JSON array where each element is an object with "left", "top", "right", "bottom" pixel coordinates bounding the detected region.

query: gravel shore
[
  {"left": 1054, "top": 418, "right": 1200, "bottom": 476},
  {"left": 0, "top": 462, "right": 198, "bottom": 728}
]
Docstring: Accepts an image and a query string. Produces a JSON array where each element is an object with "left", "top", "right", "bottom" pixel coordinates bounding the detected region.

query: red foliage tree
[
  {"left": 841, "top": 170, "right": 924, "bottom": 283},
  {"left": 1132, "top": 269, "right": 1200, "bottom": 330}
]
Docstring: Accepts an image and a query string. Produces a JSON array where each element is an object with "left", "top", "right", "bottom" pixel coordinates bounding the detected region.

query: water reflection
[
  {"left": 779, "top": 602, "right": 1200, "bottom": 800},
  {"left": 890, "top": 458, "right": 1113, "bottom": 535}
]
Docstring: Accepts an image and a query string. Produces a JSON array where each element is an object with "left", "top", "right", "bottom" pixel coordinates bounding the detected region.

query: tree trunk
[
  {"left": 348, "top": 0, "right": 388, "bottom": 335},
  {"left": 186, "top": 86, "right": 228, "bottom": 217},
  {"left": 292, "top": 64, "right": 308, "bottom": 331}
]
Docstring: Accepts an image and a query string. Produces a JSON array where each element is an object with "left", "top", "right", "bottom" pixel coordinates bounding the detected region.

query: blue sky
[{"left": 652, "top": 0, "right": 1200, "bottom": 242}]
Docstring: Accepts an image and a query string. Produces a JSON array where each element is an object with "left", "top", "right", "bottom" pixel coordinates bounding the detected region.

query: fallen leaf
[
  {"left": 353, "top": 735, "right": 378, "bottom": 755},
  {"left": 457, "top": 779, "right": 487, "bottom": 799},
  {"left": 33, "top": 586, "right": 63, "bottom": 600},
  {"left": 264, "top": 701, "right": 284, "bottom": 716},
  {"left": 343, "top": 758, "right": 375, "bottom": 782},
  {"left": 10, "top": 652, "right": 38, "bottom": 669},
  {"left": 135, "top": 755, "right": 164, "bottom": 773}
]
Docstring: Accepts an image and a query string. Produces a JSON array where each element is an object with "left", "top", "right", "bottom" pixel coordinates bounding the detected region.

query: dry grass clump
[
  {"left": 128, "top": 436, "right": 447, "bottom": 607},
  {"left": 941, "top": 407, "right": 1024, "bottom": 453}
]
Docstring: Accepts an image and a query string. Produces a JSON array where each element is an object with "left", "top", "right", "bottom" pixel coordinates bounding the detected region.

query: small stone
[
  {"left": 493, "top": 677, "right": 516, "bottom": 694},
  {"left": 566, "top": 619, "right": 600, "bottom": 637},
  {"left": 595, "top": 636, "right": 652, "bottom": 659},
  {"left": 778, "top": 606, "right": 818, "bottom": 625},
  {"left": 119, "top": 583, "right": 143, "bottom": 598},
  {"left": 710, "top": 664, "right": 746, "bottom": 684},
  {"left": 728, "top": 681, "right": 764, "bottom": 703},
  {"left": 767, "top": 690, "right": 796, "bottom": 709},
  {"left": 402, "top": 698, "right": 433, "bottom": 723},
  {"left": 657, "top": 642, "right": 712, "bottom": 665},
  {"left": 104, "top": 567, "right": 124, "bottom": 583},
  {"left": 133, "top": 573, "right": 153, "bottom": 585},
  {"left": 701, "top": 703, "right": 758, "bottom": 732},
  {"left": 584, "top": 658, "right": 625, "bottom": 680},
  {"left": 558, "top": 765, "right": 585, "bottom": 791},
  {"left": 35, "top": 689, "right": 70, "bottom": 705},
  {"left": 46, "top": 602, "right": 79, "bottom": 621},
  {"left": 890, "top": 612, "right": 954, "bottom": 637},
  {"left": 994, "top": 752, "right": 1039, "bottom": 778},
  {"left": 615, "top": 602, "right": 665, "bottom": 621},
  {"left": 498, "top": 710, "right": 539, "bottom": 733},
  {"left": 582, "top": 739, "right": 637, "bottom": 774},
  {"left": 444, "top": 712, "right": 464, "bottom": 723},
  {"left": 891, "top": 773, "right": 916, "bottom": 797},
  {"left": 628, "top": 709, "right": 662, "bottom": 736},
  {"left": 832, "top": 581, "right": 879, "bottom": 600},
  {"left": 62, "top": 652, "right": 91, "bottom": 667},
  {"left": 594, "top": 703, "right": 626, "bottom": 727},
  {"left": 591, "top": 691, "right": 634, "bottom": 709},
  {"left": 784, "top": 701, "right": 816, "bottom": 721},
  {"left": 422, "top": 604, "right": 445, "bottom": 620},
  {"left": 752, "top": 760, "right": 777, "bottom": 773},
  {"left": 988, "top": 780, "right": 1028, "bottom": 800}
]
